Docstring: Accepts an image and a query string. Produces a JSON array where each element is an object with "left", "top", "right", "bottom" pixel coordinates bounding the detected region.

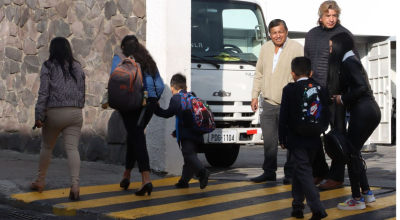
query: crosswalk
[{"left": 11, "top": 177, "right": 396, "bottom": 220}]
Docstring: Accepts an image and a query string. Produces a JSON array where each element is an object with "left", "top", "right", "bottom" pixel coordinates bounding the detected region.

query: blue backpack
[{"left": 179, "top": 91, "right": 216, "bottom": 134}]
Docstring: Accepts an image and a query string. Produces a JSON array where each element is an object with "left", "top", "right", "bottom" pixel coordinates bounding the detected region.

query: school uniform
[
  {"left": 155, "top": 90, "right": 205, "bottom": 183},
  {"left": 278, "top": 78, "right": 328, "bottom": 215}
]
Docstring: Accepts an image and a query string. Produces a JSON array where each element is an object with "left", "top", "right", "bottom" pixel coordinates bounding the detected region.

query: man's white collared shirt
[{"left": 272, "top": 38, "right": 288, "bottom": 73}]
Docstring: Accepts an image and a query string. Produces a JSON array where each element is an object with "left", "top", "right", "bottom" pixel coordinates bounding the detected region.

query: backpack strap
[{"left": 179, "top": 91, "right": 190, "bottom": 110}]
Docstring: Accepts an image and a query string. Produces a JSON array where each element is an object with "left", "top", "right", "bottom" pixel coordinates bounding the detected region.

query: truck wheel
[{"left": 204, "top": 144, "right": 240, "bottom": 167}]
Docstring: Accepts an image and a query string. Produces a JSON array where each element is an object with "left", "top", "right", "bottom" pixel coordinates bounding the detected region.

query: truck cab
[{"left": 191, "top": 0, "right": 268, "bottom": 167}]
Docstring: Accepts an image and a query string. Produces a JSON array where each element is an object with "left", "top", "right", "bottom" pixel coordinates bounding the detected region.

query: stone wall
[{"left": 0, "top": 0, "right": 147, "bottom": 165}]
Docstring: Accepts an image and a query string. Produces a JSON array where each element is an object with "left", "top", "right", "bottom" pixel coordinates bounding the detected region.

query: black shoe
[
  {"left": 283, "top": 177, "right": 292, "bottom": 185},
  {"left": 175, "top": 179, "right": 189, "bottom": 188},
  {"left": 309, "top": 211, "right": 327, "bottom": 220},
  {"left": 135, "top": 182, "right": 153, "bottom": 196},
  {"left": 250, "top": 172, "right": 276, "bottom": 183},
  {"left": 291, "top": 209, "right": 304, "bottom": 219},
  {"left": 198, "top": 169, "right": 210, "bottom": 189},
  {"left": 120, "top": 178, "right": 130, "bottom": 190}
]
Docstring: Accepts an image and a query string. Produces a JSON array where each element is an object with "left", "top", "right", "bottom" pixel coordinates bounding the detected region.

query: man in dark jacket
[{"left": 304, "top": 0, "right": 359, "bottom": 190}]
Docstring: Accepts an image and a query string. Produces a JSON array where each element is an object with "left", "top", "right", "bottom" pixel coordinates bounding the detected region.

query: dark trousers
[
  {"left": 120, "top": 97, "right": 157, "bottom": 172},
  {"left": 347, "top": 100, "right": 381, "bottom": 198},
  {"left": 291, "top": 147, "right": 325, "bottom": 214},
  {"left": 180, "top": 138, "right": 205, "bottom": 183},
  {"left": 312, "top": 103, "right": 346, "bottom": 182},
  {"left": 261, "top": 101, "right": 294, "bottom": 178}
]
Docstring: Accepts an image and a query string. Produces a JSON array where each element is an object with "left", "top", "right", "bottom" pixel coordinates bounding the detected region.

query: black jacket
[
  {"left": 278, "top": 78, "right": 329, "bottom": 149},
  {"left": 340, "top": 56, "right": 374, "bottom": 110},
  {"left": 304, "top": 24, "right": 359, "bottom": 88},
  {"left": 155, "top": 90, "right": 204, "bottom": 144}
]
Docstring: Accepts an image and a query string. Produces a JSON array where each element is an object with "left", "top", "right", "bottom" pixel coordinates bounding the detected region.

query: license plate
[{"left": 209, "top": 129, "right": 237, "bottom": 143}]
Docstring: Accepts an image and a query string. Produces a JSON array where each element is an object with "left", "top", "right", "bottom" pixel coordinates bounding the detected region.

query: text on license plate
[{"left": 209, "top": 130, "right": 237, "bottom": 143}]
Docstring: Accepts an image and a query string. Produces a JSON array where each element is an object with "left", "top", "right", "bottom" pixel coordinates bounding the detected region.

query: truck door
[{"left": 367, "top": 40, "right": 392, "bottom": 144}]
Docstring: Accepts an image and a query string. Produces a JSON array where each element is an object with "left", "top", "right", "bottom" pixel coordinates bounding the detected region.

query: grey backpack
[{"left": 108, "top": 54, "right": 144, "bottom": 112}]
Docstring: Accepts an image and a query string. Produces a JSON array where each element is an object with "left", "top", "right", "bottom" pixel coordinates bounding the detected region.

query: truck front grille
[
  {"left": 213, "top": 113, "right": 234, "bottom": 117},
  {"left": 242, "top": 112, "right": 255, "bottom": 117},
  {"left": 207, "top": 101, "right": 234, "bottom": 105}
]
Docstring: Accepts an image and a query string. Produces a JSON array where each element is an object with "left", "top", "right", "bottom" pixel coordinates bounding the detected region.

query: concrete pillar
[{"left": 146, "top": 0, "right": 191, "bottom": 175}]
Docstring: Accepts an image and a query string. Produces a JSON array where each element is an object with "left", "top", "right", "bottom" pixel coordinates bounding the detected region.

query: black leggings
[
  {"left": 347, "top": 99, "right": 381, "bottom": 198},
  {"left": 120, "top": 97, "right": 158, "bottom": 172}
]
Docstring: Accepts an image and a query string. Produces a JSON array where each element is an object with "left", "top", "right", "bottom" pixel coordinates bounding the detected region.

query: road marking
[
  {"left": 54, "top": 181, "right": 257, "bottom": 213},
  {"left": 300, "top": 194, "right": 396, "bottom": 220},
  {"left": 385, "top": 217, "right": 396, "bottom": 220},
  {"left": 12, "top": 177, "right": 188, "bottom": 203},
  {"left": 183, "top": 187, "right": 380, "bottom": 220},
  {"left": 107, "top": 184, "right": 292, "bottom": 219}
]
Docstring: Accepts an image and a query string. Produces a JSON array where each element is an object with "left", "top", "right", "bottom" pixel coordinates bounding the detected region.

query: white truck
[{"left": 191, "top": 0, "right": 268, "bottom": 167}]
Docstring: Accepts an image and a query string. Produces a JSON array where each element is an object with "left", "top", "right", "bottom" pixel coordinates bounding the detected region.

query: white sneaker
[
  {"left": 337, "top": 198, "right": 366, "bottom": 210},
  {"left": 362, "top": 190, "right": 376, "bottom": 204}
]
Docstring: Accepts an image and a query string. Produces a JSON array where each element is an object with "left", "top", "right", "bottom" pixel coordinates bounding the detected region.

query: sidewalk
[{"left": 0, "top": 149, "right": 164, "bottom": 218}]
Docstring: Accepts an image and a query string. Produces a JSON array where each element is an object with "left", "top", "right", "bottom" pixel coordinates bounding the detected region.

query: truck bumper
[{"left": 203, "top": 128, "right": 264, "bottom": 145}]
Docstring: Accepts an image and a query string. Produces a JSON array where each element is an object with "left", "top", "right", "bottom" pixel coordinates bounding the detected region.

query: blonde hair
[{"left": 317, "top": 1, "right": 341, "bottom": 25}]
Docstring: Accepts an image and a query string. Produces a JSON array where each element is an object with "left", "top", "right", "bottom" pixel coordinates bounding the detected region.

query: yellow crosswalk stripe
[
  {"left": 54, "top": 181, "right": 257, "bottom": 215},
  {"left": 12, "top": 177, "right": 190, "bottom": 203},
  {"left": 385, "top": 217, "right": 396, "bottom": 220},
  {"left": 107, "top": 184, "right": 293, "bottom": 219},
  {"left": 183, "top": 187, "right": 379, "bottom": 220},
  {"left": 299, "top": 194, "right": 396, "bottom": 220}
]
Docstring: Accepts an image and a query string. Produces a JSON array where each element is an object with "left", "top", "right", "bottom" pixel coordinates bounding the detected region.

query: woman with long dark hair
[
  {"left": 31, "top": 37, "right": 85, "bottom": 200},
  {"left": 110, "top": 35, "right": 164, "bottom": 196},
  {"left": 328, "top": 32, "right": 381, "bottom": 210}
]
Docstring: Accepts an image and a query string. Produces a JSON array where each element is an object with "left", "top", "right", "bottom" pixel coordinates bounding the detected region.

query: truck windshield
[{"left": 192, "top": 0, "right": 267, "bottom": 65}]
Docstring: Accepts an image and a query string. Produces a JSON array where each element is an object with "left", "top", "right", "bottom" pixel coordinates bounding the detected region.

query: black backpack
[{"left": 289, "top": 79, "right": 329, "bottom": 137}]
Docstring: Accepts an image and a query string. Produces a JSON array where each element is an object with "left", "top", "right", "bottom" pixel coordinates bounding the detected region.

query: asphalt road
[
  {"left": 0, "top": 145, "right": 396, "bottom": 219},
  {"left": 199, "top": 144, "right": 396, "bottom": 188}
]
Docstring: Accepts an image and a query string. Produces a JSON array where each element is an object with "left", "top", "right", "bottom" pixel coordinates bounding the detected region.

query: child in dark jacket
[
  {"left": 278, "top": 57, "right": 328, "bottom": 220},
  {"left": 155, "top": 73, "right": 210, "bottom": 189}
]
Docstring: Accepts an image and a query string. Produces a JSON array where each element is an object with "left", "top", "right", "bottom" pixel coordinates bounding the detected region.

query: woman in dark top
[
  {"left": 328, "top": 32, "right": 381, "bottom": 210},
  {"left": 111, "top": 35, "right": 164, "bottom": 196}
]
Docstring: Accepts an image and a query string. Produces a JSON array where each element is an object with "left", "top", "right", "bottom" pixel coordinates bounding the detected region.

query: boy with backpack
[
  {"left": 155, "top": 73, "right": 211, "bottom": 189},
  {"left": 278, "top": 57, "right": 329, "bottom": 220}
]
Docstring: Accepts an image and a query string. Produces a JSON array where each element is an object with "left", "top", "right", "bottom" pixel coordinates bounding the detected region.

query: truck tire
[{"left": 204, "top": 144, "right": 240, "bottom": 167}]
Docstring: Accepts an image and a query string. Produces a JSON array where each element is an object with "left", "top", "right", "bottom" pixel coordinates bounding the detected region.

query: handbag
[{"left": 324, "top": 100, "right": 350, "bottom": 165}]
